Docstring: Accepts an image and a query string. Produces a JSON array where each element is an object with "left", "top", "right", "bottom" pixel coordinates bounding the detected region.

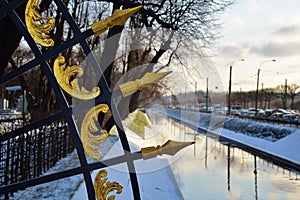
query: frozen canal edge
[{"left": 161, "top": 108, "right": 300, "bottom": 172}]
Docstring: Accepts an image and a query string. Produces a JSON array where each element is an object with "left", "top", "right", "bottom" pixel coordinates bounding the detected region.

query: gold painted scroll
[
  {"left": 53, "top": 56, "right": 100, "bottom": 100},
  {"left": 94, "top": 170, "right": 123, "bottom": 200},
  {"left": 25, "top": 0, "right": 55, "bottom": 47}
]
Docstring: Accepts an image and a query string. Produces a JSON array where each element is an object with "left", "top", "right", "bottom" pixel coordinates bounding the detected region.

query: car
[
  {"left": 240, "top": 109, "right": 249, "bottom": 117},
  {"left": 199, "top": 107, "right": 212, "bottom": 113},
  {"left": 246, "top": 108, "right": 265, "bottom": 117},
  {"left": 272, "top": 109, "right": 290, "bottom": 115},
  {"left": 230, "top": 105, "right": 243, "bottom": 116},
  {"left": 282, "top": 114, "right": 297, "bottom": 122},
  {"left": 231, "top": 109, "right": 241, "bottom": 116},
  {"left": 270, "top": 112, "right": 284, "bottom": 120},
  {"left": 213, "top": 104, "right": 223, "bottom": 115},
  {"left": 264, "top": 109, "right": 273, "bottom": 117}
]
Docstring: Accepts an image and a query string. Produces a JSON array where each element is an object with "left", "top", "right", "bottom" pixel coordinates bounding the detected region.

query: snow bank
[
  {"left": 224, "top": 118, "right": 295, "bottom": 141},
  {"left": 165, "top": 108, "right": 296, "bottom": 142}
]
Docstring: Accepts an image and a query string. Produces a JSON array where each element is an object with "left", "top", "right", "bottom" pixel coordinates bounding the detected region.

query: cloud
[
  {"left": 250, "top": 41, "right": 300, "bottom": 57},
  {"left": 235, "top": 78, "right": 255, "bottom": 86},
  {"left": 286, "top": 64, "right": 300, "bottom": 71},
  {"left": 218, "top": 44, "right": 249, "bottom": 58},
  {"left": 216, "top": 24, "right": 300, "bottom": 59},
  {"left": 226, "top": 17, "right": 245, "bottom": 29},
  {"left": 273, "top": 25, "right": 300, "bottom": 36},
  {"left": 247, "top": 0, "right": 261, "bottom": 14}
]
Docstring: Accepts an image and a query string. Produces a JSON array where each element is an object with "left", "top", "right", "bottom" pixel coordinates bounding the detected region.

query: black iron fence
[
  {"left": 0, "top": 119, "right": 74, "bottom": 198},
  {"left": 0, "top": 1, "right": 141, "bottom": 199}
]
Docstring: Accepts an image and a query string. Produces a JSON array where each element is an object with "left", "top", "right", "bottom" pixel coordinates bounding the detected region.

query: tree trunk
[{"left": 291, "top": 96, "right": 295, "bottom": 110}]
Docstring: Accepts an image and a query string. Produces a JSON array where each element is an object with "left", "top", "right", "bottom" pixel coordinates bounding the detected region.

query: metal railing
[
  {"left": 0, "top": 1, "right": 141, "bottom": 199},
  {"left": 0, "top": 120, "right": 73, "bottom": 198}
]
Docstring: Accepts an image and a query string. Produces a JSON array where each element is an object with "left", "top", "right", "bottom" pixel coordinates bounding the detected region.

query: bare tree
[
  {"left": 263, "top": 88, "right": 276, "bottom": 109},
  {"left": 276, "top": 84, "right": 288, "bottom": 109},
  {"left": 0, "top": 0, "right": 110, "bottom": 121},
  {"left": 288, "top": 84, "right": 300, "bottom": 110},
  {"left": 121, "top": 0, "right": 235, "bottom": 111},
  {"left": 1, "top": 0, "right": 234, "bottom": 122}
]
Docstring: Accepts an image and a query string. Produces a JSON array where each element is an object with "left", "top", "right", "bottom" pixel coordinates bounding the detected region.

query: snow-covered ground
[
  {"left": 12, "top": 151, "right": 83, "bottom": 200},
  {"left": 10, "top": 107, "right": 300, "bottom": 199},
  {"left": 11, "top": 136, "right": 119, "bottom": 200},
  {"left": 72, "top": 141, "right": 182, "bottom": 200}
]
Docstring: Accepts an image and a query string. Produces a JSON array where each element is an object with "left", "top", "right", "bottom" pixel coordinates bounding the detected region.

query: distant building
[
  {"left": 18, "top": 95, "right": 28, "bottom": 114},
  {"left": 5, "top": 85, "right": 27, "bottom": 112},
  {"left": 0, "top": 98, "right": 8, "bottom": 110}
]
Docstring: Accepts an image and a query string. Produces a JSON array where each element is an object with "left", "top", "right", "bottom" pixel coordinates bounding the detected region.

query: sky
[{"left": 210, "top": 0, "right": 300, "bottom": 92}]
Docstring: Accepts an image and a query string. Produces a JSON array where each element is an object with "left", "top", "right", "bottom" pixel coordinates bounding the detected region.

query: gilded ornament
[
  {"left": 91, "top": 5, "right": 142, "bottom": 36},
  {"left": 94, "top": 170, "right": 123, "bottom": 200},
  {"left": 81, "top": 104, "right": 116, "bottom": 160},
  {"left": 119, "top": 71, "right": 171, "bottom": 97},
  {"left": 25, "top": 0, "right": 55, "bottom": 47},
  {"left": 141, "top": 140, "right": 195, "bottom": 160},
  {"left": 53, "top": 56, "right": 101, "bottom": 100},
  {"left": 128, "top": 109, "right": 151, "bottom": 139}
]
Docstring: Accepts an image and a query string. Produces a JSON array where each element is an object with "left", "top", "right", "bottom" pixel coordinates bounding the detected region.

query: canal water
[{"left": 162, "top": 117, "right": 300, "bottom": 200}]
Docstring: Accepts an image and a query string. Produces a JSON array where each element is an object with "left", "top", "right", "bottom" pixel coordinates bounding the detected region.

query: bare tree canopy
[{"left": 0, "top": 0, "right": 235, "bottom": 122}]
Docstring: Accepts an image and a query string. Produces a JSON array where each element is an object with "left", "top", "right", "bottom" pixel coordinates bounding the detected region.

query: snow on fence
[{"left": 0, "top": 120, "right": 74, "bottom": 198}]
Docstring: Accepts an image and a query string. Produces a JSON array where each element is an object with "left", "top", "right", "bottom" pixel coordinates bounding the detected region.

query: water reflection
[{"left": 165, "top": 118, "right": 300, "bottom": 200}]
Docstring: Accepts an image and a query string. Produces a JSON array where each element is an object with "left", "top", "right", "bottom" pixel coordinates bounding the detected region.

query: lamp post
[
  {"left": 228, "top": 59, "right": 244, "bottom": 116},
  {"left": 255, "top": 59, "right": 276, "bottom": 116},
  {"left": 277, "top": 72, "right": 287, "bottom": 110},
  {"left": 206, "top": 77, "right": 209, "bottom": 112}
]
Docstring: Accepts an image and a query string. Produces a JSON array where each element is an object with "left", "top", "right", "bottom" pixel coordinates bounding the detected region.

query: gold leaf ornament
[
  {"left": 119, "top": 72, "right": 171, "bottom": 97},
  {"left": 81, "top": 104, "right": 116, "bottom": 160},
  {"left": 91, "top": 5, "right": 142, "bottom": 36},
  {"left": 94, "top": 170, "right": 123, "bottom": 200},
  {"left": 141, "top": 140, "right": 195, "bottom": 160},
  {"left": 53, "top": 56, "right": 101, "bottom": 100},
  {"left": 128, "top": 109, "right": 151, "bottom": 139},
  {"left": 25, "top": 0, "right": 55, "bottom": 47}
]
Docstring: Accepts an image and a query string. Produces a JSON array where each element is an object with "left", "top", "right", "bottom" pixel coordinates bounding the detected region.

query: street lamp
[
  {"left": 255, "top": 59, "right": 276, "bottom": 116},
  {"left": 206, "top": 77, "right": 209, "bottom": 112},
  {"left": 277, "top": 72, "right": 287, "bottom": 110},
  {"left": 228, "top": 59, "right": 244, "bottom": 116}
]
